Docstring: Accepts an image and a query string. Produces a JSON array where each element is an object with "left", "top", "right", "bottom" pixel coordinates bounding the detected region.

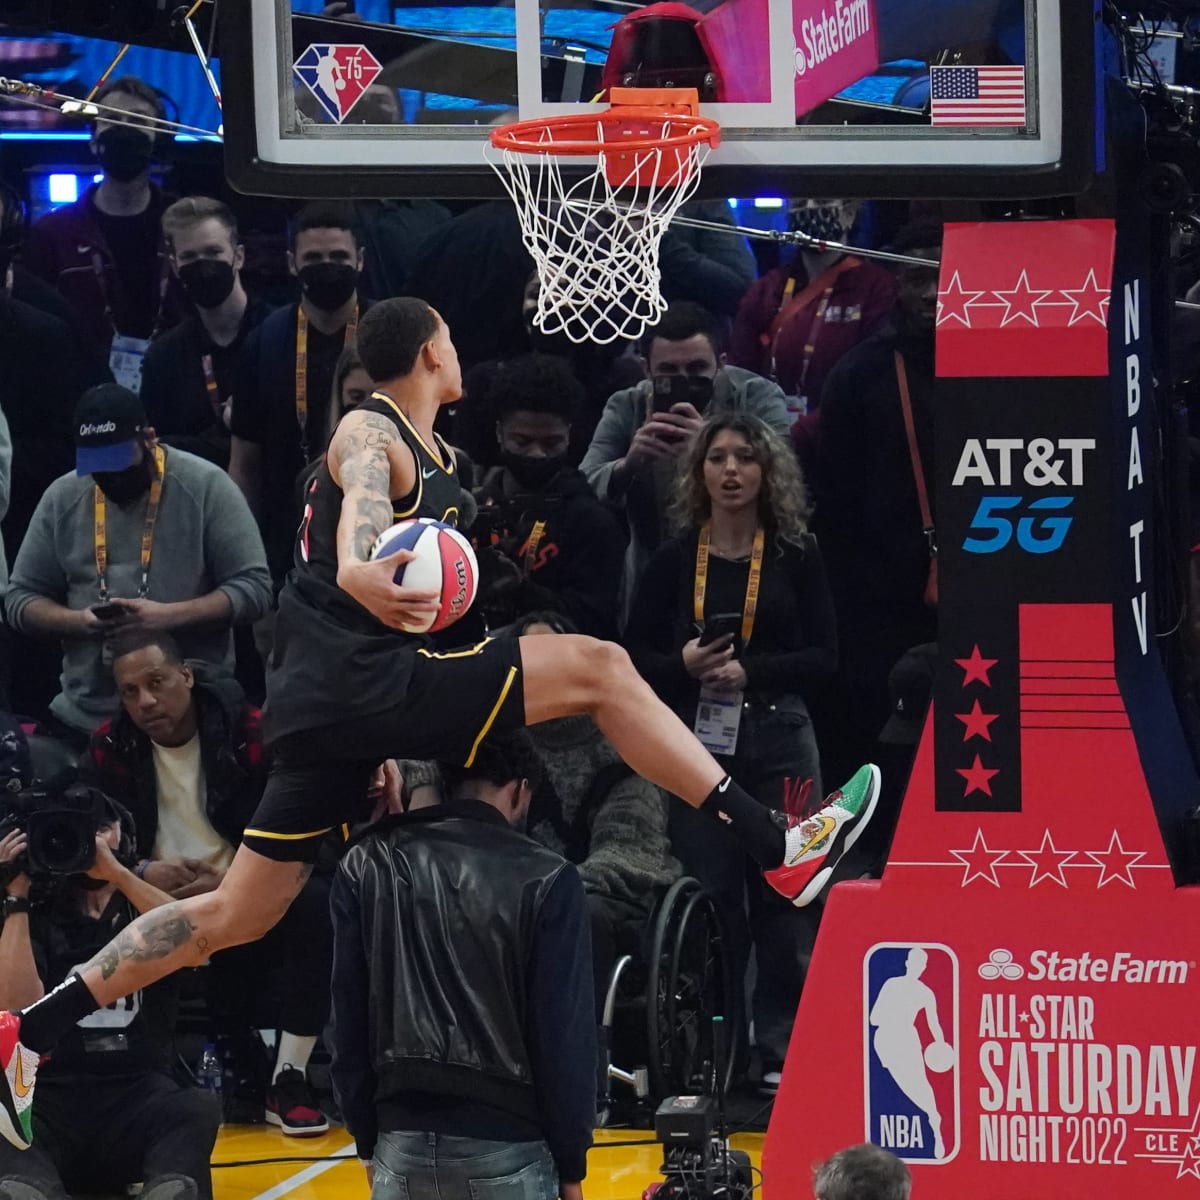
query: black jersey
[{"left": 263, "top": 392, "right": 463, "bottom": 742}]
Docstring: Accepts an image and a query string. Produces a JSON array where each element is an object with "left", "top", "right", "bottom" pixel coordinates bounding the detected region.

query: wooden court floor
[{"left": 211, "top": 1125, "right": 765, "bottom": 1200}]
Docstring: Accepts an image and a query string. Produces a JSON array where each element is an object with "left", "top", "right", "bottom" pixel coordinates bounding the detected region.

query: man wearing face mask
[
  {"left": 5, "top": 384, "right": 271, "bottom": 745},
  {"left": 139, "top": 198, "right": 274, "bottom": 470},
  {"left": 23, "top": 76, "right": 179, "bottom": 378},
  {"left": 229, "top": 201, "right": 370, "bottom": 591},
  {"left": 469, "top": 355, "right": 627, "bottom": 640},
  {"left": 581, "top": 301, "right": 790, "bottom": 625},
  {"left": 729, "top": 199, "right": 896, "bottom": 437}
]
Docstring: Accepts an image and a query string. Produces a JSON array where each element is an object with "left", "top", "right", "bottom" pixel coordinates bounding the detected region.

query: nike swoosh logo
[
  {"left": 717, "top": 778, "right": 730, "bottom": 794},
  {"left": 787, "top": 815, "right": 837, "bottom": 865},
  {"left": 422, "top": 467, "right": 438, "bottom": 479},
  {"left": 13, "top": 1055, "right": 33, "bottom": 1100}
]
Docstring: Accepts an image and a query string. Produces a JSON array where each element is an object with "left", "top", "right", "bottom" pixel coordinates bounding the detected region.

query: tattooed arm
[{"left": 329, "top": 409, "right": 439, "bottom": 629}]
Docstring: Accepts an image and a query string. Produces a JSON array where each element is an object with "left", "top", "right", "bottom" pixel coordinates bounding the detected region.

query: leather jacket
[{"left": 335, "top": 802, "right": 570, "bottom": 1120}]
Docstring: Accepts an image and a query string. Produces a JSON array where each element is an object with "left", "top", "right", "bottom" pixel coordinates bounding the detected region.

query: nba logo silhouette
[
  {"left": 863, "top": 942, "right": 960, "bottom": 1164},
  {"left": 293, "top": 45, "right": 383, "bottom": 124}
]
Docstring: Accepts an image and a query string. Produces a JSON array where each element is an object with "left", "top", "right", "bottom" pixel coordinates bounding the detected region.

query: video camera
[
  {"left": 641, "top": 1017, "right": 755, "bottom": 1200},
  {"left": 0, "top": 781, "right": 125, "bottom": 880}
]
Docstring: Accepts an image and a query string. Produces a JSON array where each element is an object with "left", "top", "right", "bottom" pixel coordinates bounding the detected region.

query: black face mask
[
  {"left": 297, "top": 262, "right": 358, "bottom": 313},
  {"left": 789, "top": 204, "right": 847, "bottom": 243},
  {"left": 96, "top": 126, "right": 154, "bottom": 183},
  {"left": 178, "top": 259, "right": 236, "bottom": 310},
  {"left": 94, "top": 457, "right": 153, "bottom": 506},
  {"left": 501, "top": 450, "right": 567, "bottom": 492}
]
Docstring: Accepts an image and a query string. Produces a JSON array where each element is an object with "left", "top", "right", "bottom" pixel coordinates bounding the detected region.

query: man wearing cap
[{"left": 6, "top": 383, "right": 271, "bottom": 744}]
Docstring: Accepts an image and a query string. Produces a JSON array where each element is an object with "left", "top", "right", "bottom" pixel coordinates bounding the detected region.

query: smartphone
[
  {"left": 698, "top": 611, "right": 743, "bottom": 654},
  {"left": 651, "top": 375, "right": 679, "bottom": 415},
  {"left": 90, "top": 602, "right": 125, "bottom": 621}
]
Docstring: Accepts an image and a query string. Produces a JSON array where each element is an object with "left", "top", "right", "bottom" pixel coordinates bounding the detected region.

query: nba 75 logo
[
  {"left": 293, "top": 44, "right": 383, "bottom": 124},
  {"left": 864, "top": 943, "right": 960, "bottom": 1163}
]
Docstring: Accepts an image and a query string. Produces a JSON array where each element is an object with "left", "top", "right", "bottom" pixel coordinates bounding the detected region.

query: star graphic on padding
[
  {"left": 957, "top": 754, "right": 999, "bottom": 798},
  {"left": 1177, "top": 1142, "right": 1200, "bottom": 1180},
  {"left": 955, "top": 698, "right": 998, "bottom": 742},
  {"left": 937, "top": 270, "right": 986, "bottom": 328},
  {"left": 994, "top": 269, "right": 1053, "bottom": 327},
  {"left": 1016, "top": 829, "right": 1077, "bottom": 888},
  {"left": 1085, "top": 830, "right": 1146, "bottom": 888},
  {"left": 949, "top": 828, "right": 1009, "bottom": 887},
  {"left": 955, "top": 645, "right": 998, "bottom": 687},
  {"left": 1060, "top": 268, "right": 1110, "bottom": 327}
]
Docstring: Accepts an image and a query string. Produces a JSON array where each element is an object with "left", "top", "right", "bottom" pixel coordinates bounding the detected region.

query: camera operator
[
  {"left": 471, "top": 354, "right": 626, "bottom": 639},
  {"left": 0, "top": 798, "right": 218, "bottom": 1200}
]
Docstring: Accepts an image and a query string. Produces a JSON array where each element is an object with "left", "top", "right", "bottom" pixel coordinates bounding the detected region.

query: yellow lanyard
[
  {"left": 200, "top": 353, "right": 221, "bottom": 415},
  {"left": 523, "top": 520, "right": 548, "bottom": 574},
  {"left": 94, "top": 444, "right": 166, "bottom": 601},
  {"left": 296, "top": 304, "right": 358, "bottom": 460},
  {"left": 693, "top": 524, "right": 765, "bottom": 648}
]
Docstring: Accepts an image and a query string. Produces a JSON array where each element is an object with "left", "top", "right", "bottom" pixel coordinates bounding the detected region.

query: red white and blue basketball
[{"left": 369, "top": 518, "right": 478, "bottom": 634}]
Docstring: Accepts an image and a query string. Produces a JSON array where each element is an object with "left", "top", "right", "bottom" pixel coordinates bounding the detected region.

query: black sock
[
  {"left": 701, "top": 776, "right": 785, "bottom": 868},
  {"left": 18, "top": 972, "right": 99, "bottom": 1054}
]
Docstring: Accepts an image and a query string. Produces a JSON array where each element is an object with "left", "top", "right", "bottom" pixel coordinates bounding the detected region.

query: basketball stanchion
[{"left": 487, "top": 87, "right": 721, "bottom": 346}]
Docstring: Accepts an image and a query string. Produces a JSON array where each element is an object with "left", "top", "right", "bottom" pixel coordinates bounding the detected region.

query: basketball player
[{"left": 0, "top": 298, "right": 878, "bottom": 1150}]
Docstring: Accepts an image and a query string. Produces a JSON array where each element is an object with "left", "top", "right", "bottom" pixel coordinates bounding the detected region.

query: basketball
[
  {"left": 369, "top": 518, "right": 478, "bottom": 635},
  {"left": 924, "top": 1041, "right": 956, "bottom": 1074}
]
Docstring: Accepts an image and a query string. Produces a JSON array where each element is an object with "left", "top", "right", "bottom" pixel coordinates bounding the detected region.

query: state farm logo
[
  {"left": 79, "top": 421, "right": 116, "bottom": 437},
  {"left": 979, "top": 948, "right": 1190, "bottom": 985}
]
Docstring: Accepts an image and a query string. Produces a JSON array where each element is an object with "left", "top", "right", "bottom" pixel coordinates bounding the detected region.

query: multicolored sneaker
[
  {"left": 265, "top": 1066, "right": 329, "bottom": 1137},
  {"left": 0, "top": 1012, "right": 36, "bottom": 1150},
  {"left": 764, "top": 764, "right": 880, "bottom": 907}
]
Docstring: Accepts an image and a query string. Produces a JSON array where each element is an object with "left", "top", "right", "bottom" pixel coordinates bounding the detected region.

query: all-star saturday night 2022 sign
[{"left": 763, "top": 216, "right": 1200, "bottom": 1199}]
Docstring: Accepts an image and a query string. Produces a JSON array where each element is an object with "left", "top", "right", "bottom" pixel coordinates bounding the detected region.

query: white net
[{"left": 489, "top": 113, "right": 716, "bottom": 345}]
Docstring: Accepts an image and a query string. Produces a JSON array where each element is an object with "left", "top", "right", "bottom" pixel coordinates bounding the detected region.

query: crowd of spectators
[{"left": 0, "top": 73, "right": 946, "bottom": 1195}]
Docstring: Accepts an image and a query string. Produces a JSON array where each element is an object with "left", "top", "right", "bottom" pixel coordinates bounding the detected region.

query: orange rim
[{"left": 490, "top": 107, "right": 721, "bottom": 157}]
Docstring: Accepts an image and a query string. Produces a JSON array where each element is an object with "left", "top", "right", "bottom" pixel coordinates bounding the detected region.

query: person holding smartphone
[
  {"left": 580, "top": 302, "right": 792, "bottom": 627},
  {"left": 625, "top": 412, "right": 839, "bottom": 1094}
]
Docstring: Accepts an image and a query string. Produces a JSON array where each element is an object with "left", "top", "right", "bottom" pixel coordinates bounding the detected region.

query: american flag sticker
[{"left": 929, "top": 65, "right": 1026, "bottom": 127}]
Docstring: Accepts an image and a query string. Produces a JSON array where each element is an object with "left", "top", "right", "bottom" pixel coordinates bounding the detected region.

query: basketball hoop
[{"left": 488, "top": 88, "right": 721, "bottom": 345}]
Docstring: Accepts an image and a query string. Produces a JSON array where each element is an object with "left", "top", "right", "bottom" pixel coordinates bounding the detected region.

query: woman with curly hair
[{"left": 625, "top": 412, "right": 838, "bottom": 1092}]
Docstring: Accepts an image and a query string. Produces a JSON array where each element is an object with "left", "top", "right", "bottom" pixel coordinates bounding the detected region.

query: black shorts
[{"left": 243, "top": 636, "right": 525, "bottom": 862}]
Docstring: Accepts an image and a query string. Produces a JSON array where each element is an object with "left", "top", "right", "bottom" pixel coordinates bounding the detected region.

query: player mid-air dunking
[{"left": 0, "top": 298, "right": 879, "bottom": 1150}]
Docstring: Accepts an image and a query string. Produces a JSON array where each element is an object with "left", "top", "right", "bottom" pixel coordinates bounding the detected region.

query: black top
[
  {"left": 330, "top": 801, "right": 595, "bottom": 1180},
  {"left": 625, "top": 530, "right": 838, "bottom": 718},
  {"left": 264, "top": 394, "right": 461, "bottom": 741},
  {"left": 141, "top": 298, "right": 274, "bottom": 467},
  {"left": 30, "top": 890, "right": 176, "bottom": 1080},
  {"left": 231, "top": 300, "right": 369, "bottom": 580},
  {"left": 89, "top": 196, "right": 164, "bottom": 339}
]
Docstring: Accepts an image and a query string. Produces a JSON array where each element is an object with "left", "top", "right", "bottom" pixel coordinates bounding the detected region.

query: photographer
[
  {"left": 0, "top": 794, "right": 218, "bottom": 1200},
  {"left": 471, "top": 353, "right": 626, "bottom": 639}
]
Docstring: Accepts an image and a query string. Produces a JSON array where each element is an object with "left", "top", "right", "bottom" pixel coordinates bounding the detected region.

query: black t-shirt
[
  {"left": 141, "top": 297, "right": 274, "bottom": 467},
  {"left": 29, "top": 890, "right": 176, "bottom": 1080},
  {"left": 231, "top": 301, "right": 367, "bottom": 580},
  {"left": 265, "top": 394, "right": 462, "bottom": 741},
  {"left": 89, "top": 196, "right": 165, "bottom": 339}
]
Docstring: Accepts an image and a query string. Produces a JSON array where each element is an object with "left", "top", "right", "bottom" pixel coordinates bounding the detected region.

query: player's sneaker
[
  {"left": 265, "top": 1066, "right": 330, "bottom": 1136},
  {"left": 0, "top": 1011, "right": 36, "bottom": 1150},
  {"left": 764, "top": 763, "right": 880, "bottom": 907}
]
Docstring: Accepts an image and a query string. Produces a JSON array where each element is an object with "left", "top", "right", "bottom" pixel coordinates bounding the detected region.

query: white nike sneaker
[
  {"left": 764, "top": 764, "right": 881, "bottom": 906},
  {"left": 0, "top": 1011, "right": 36, "bottom": 1150}
]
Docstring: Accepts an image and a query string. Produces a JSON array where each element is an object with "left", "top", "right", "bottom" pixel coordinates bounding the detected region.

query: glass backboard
[{"left": 219, "top": 0, "right": 1096, "bottom": 199}]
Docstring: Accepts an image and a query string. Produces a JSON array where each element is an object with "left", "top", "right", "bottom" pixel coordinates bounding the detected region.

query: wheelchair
[{"left": 598, "top": 876, "right": 736, "bottom": 1123}]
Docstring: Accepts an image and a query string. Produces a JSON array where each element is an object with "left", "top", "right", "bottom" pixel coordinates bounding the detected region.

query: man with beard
[
  {"left": 229, "top": 201, "right": 370, "bottom": 591},
  {"left": 811, "top": 223, "right": 942, "bottom": 788},
  {"left": 140, "top": 198, "right": 274, "bottom": 469},
  {"left": 5, "top": 385, "right": 271, "bottom": 745},
  {"left": 23, "top": 76, "right": 178, "bottom": 377}
]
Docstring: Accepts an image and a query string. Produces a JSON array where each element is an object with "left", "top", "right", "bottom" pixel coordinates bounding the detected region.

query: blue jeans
[{"left": 372, "top": 1132, "right": 560, "bottom": 1200}]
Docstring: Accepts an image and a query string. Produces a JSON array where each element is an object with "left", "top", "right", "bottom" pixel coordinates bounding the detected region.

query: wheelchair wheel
[{"left": 646, "top": 876, "right": 734, "bottom": 1100}]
